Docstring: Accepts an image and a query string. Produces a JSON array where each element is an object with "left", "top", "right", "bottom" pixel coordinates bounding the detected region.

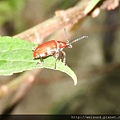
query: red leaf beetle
[{"left": 33, "top": 28, "right": 88, "bottom": 69}]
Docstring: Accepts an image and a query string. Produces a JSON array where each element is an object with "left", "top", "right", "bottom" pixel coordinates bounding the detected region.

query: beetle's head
[{"left": 66, "top": 43, "right": 72, "bottom": 48}]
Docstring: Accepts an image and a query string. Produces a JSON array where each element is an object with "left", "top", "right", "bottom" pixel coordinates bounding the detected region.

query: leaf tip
[
  {"left": 73, "top": 76, "right": 77, "bottom": 86},
  {"left": 74, "top": 81, "right": 77, "bottom": 86}
]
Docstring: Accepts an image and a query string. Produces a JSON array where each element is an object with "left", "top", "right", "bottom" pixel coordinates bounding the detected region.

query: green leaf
[
  {"left": 0, "top": 36, "right": 77, "bottom": 85},
  {"left": 84, "top": 0, "right": 101, "bottom": 15}
]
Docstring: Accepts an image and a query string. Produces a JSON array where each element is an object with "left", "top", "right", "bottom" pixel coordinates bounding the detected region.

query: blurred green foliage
[
  {"left": 0, "top": 0, "right": 79, "bottom": 35},
  {"left": 0, "top": 0, "right": 25, "bottom": 32}
]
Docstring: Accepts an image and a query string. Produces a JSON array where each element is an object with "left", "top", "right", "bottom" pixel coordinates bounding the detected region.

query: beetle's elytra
[{"left": 33, "top": 28, "right": 88, "bottom": 69}]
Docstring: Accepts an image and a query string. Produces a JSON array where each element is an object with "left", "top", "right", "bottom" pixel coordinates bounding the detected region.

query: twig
[
  {"left": 13, "top": 0, "right": 120, "bottom": 44},
  {"left": 13, "top": 0, "right": 88, "bottom": 44},
  {"left": 0, "top": 69, "right": 40, "bottom": 99},
  {"left": 1, "top": 72, "right": 36, "bottom": 115}
]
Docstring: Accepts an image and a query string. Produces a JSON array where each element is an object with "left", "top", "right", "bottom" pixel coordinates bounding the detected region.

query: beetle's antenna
[
  {"left": 64, "top": 28, "right": 70, "bottom": 43},
  {"left": 70, "top": 36, "right": 88, "bottom": 45}
]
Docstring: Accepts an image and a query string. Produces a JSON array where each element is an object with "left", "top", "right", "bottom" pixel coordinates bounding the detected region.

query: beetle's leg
[
  {"left": 59, "top": 52, "right": 63, "bottom": 62},
  {"left": 54, "top": 51, "right": 59, "bottom": 69},
  {"left": 37, "top": 57, "right": 44, "bottom": 66},
  {"left": 32, "top": 47, "right": 35, "bottom": 51},
  {"left": 54, "top": 41, "right": 60, "bottom": 69},
  {"left": 61, "top": 51, "right": 66, "bottom": 65}
]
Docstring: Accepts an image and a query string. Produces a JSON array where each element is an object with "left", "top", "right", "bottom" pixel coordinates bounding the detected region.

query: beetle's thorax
[{"left": 57, "top": 41, "right": 72, "bottom": 49}]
